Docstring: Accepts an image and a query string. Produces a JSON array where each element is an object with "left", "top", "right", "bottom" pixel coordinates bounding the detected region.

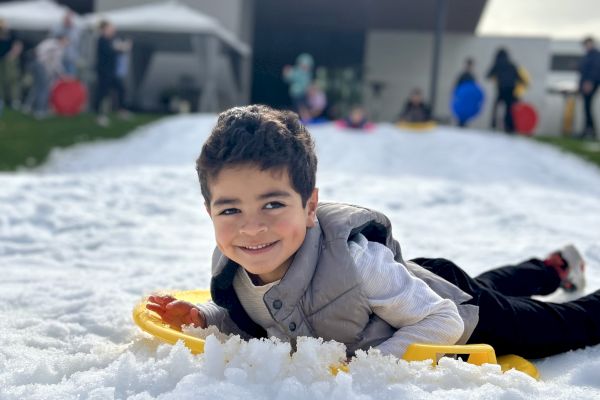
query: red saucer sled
[
  {"left": 512, "top": 102, "right": 538, "bottom": 136},
  {"left": 50, "top": 78, "right": 87, "bottom": 116}
]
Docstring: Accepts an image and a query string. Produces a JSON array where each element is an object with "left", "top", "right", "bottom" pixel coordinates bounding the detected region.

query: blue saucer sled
[{"left": 452, "top": 82, "right": 485, "bottom": 126}]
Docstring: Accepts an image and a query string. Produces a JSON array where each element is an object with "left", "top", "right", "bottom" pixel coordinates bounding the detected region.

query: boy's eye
[
  {"left": 264, "top": 201, "right": 285, "bottom": 210},
  {"left": 219, "top": 208, "right": 240, "bottom": 216}
]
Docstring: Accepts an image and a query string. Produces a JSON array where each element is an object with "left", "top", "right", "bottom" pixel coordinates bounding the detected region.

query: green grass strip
[
  {"left": 534, "top": 136, "right": 600, "bottom": 169},
  {"left": 0, "top": 110, "right": 163, "bottom": 170}
]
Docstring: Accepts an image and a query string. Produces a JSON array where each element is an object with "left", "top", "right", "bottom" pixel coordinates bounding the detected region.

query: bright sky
[{"left": 477, "top": 0, "right": 600, "bottom": 40}]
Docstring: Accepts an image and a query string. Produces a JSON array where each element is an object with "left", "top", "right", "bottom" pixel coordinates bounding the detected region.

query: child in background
[
  {"left": 148, "top": 105, "right": 600, "bottom": 360},
  {"left": 454, "top": 57, "right": 477, "bottom": 90},
  {"left": 305, "top": 82, "right": 327, "bottom": 121},
  {"left": 339, "top": 105, "right": 373, "bottom": 130},
  {"left": 398, "top": 88, "right": 432, "bottom": 123},
  {"left": 282, "top": 53, "right": 314, "bottom": 117}
]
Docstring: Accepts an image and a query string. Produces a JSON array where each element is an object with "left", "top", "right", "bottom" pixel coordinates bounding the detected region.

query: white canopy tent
[
  {"left": 0, "top": 0, "right": 81, "bottom": 46},
  {"left": 0, "top": 0, "right": 81, "bottom": 31},
  {"left": 83, "top": 1, "right": 251, "bottom": 112}
]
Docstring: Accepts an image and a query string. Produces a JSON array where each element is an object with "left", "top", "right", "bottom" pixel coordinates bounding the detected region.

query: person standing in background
[
  {"left": 486, "top": 48, "right": 523, "bottom": 133},
  {"left": 0, "top": 19, "right": 23, "bottom": 114},
  {"left": 24, "top": 34, "right": 69, "bottom": 119},
  {"left": 455, "top": 57, "right": 477, "bottom": 90},
  {"left": 51, "top": 11, "right": 81, "bottom": 77},
  {"left": 282, "top": 53, "right": 314, "bottom": 117},
  {"left": 113, "top": 36, "right": 132, "bottom": 119},
  {"left": 453, "top": 58, "right": 480, "bottom": 128},
  {"left": 94, "top": 20, "right": 130, "bottom": 127},
  {"left": 578, "top": 37, "right": 600, "bottom": 140}
]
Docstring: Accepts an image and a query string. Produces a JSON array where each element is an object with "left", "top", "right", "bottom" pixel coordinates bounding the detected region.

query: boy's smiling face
[{"left": 207, "top": 165, "right": 318, "bottom": 284}]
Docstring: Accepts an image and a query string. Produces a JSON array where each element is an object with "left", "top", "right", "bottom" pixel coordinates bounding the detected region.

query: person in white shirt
[{"left": 24, "top": 34, "right": 69, "bottom": 119}]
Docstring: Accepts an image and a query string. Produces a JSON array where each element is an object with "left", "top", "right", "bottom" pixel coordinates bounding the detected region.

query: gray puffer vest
[{"left": 210, "top": 202, "right": 479, "bottom": 355}]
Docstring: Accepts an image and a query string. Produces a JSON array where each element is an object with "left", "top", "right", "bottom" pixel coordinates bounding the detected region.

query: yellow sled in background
[
  {"left": 133, "top": 290, "right": 539, "bottom": 380},
  {"left": 395, "top": 121, "right": 437, "bottom": 132}
]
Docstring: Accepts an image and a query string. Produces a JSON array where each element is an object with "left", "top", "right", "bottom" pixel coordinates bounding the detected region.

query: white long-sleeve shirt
[
  {"left": 347, "top": 233, "right": 464, "bottom": 357},
  {"left": 36, "top": 38, "right": 65, "bottom": 78}
]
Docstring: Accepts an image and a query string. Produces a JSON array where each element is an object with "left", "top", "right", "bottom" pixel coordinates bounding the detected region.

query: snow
[{"left": 1, "top": 114, "right": 600, "bottom": 399}]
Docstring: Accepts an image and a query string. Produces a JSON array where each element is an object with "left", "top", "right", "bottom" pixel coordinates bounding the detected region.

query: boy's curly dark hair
[{"left": 196, "top": 105, "right": 317, "bottom": 206}]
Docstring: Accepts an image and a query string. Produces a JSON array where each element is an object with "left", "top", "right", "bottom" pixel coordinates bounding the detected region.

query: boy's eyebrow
[
  {"left": 212, "top": 197, "right": 239, "bottom": 207},
  {"left": 211, "top": 191, "right": 292, "bottom": 207},
  {"left": 257, "top": 190, "right": 292, "bottom": 200}
]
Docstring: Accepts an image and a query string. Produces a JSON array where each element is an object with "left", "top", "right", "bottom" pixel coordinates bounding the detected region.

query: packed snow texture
[{"left": 1, "top": 115, "right": 600, "bottom": 399}]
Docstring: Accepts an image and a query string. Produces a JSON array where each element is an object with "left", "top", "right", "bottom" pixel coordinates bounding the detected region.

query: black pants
[
  {"left": 411, "top": 257, "right": 600, "bottom": 359},
  {"left": 93, "top": 74, "right": 120, "bottom": 114},
  {"left": 582, "top": 85, "right": 598, "bottom": 138},
  {"left": 491, "top": 86, "right": 516, "bottom": 133}
]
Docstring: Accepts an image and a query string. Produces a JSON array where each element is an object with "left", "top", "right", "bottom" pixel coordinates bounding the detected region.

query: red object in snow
[
  {"left": 335, "top": 119, "right": 376, "bottom": 132},
  {"left": 512, "top": 102, "right": 538, "bottom": 135},
  {"left": 50, "top": 79, "right": 87, "bottom": 116}
]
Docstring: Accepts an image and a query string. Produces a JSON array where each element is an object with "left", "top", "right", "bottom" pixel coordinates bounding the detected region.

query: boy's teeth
[{"left": 245, "top": 243, "right": 272, "bottom": 250}]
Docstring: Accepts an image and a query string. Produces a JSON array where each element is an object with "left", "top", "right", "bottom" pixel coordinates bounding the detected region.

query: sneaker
[
  {"left": 33, "top": 110, "right": 49, "bottom": 120},
  {"left": 118, "top": 110, "right": 132, "bottom": 120},
  {"left": 545, "top": 244, "right": 586, "bottom": 292},
  {"left": 96, "top": 115, "right": 110, "bottom": 127}
]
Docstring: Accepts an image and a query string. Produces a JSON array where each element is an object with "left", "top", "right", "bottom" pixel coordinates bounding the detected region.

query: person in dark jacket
[
  {"left": 93, "top": 20, "right": 130, "bottom": 127},
  {"left": 578, "top": 37, "right": 600, "bottom": 140},
  {"left": 487, "top": 48, "right": 523, "bottom": 133},
  {"left": 398, "top": 88, "right": 432, "bottom": 123}
]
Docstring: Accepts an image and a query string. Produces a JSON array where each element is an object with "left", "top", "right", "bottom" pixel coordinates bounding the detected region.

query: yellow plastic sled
[
  {"left": 404, "top": 343, "right": 539, "bottom": 379},
  {"left": 133, "top": 290, "right": 211, "bottom": 354},
  {"left": 134, "top": 290, "right": 539, "bottom": 380},
  {"left": 396, "top": 121, "right": 437, "bottom": 132}
]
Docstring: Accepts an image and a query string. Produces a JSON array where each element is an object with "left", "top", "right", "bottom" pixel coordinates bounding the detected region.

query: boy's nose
[{"left": 239, "top": 220, "right": 268, "bottom": 236}]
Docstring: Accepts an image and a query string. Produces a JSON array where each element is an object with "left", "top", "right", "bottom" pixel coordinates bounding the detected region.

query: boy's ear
[{"left": 305, "top": 188, "right": 319, "bottom": 228}]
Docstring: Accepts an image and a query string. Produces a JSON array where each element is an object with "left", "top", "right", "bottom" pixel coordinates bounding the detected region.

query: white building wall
[{"left": 364, "top": 31, "right": 572, "bottom": 135}]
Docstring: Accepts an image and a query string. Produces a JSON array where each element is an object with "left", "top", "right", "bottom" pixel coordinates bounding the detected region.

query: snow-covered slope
[{"left": 1, "top": 115, "right": 599, "bottom": 399}]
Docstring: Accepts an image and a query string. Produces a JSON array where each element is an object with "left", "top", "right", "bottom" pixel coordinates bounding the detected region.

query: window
[{"left": 551, "top": 55, "right": 581, "bottom": 72}]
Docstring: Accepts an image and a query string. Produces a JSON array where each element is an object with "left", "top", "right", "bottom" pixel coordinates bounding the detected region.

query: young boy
[
  {"left": 398, "top": 88, "right": 432, "bottom": 123},
  {"left": 148, "top": 105, "right": 600, "bottom": 360}
]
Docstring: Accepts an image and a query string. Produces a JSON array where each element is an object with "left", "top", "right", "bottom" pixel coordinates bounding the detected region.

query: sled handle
[{"left": 403, "top": 343, "right": 498, "bottom": 366}]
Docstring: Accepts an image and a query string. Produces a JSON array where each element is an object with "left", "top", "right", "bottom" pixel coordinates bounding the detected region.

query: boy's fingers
[
  {"left": 190, "top": 307, "right": 200, "bottom": 326},
  {"left": 190, "top": 307, "right": 206, "bottom": 328},
  {"left": 190, "top": 307, "right": 207, "bottom": 328},
  {"left": 148, "top": 294, "right": 177, "bottom": 306},
  {"left": 165, "top": 300, "right": 193, "bottom": 314},
  {"left": 146, "top": 303, "right": 166, "bottom": 316}
]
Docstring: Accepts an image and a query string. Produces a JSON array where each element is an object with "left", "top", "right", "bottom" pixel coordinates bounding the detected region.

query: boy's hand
[{"left": 146, "top": 294, "right": 206, "bottom": 330}]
